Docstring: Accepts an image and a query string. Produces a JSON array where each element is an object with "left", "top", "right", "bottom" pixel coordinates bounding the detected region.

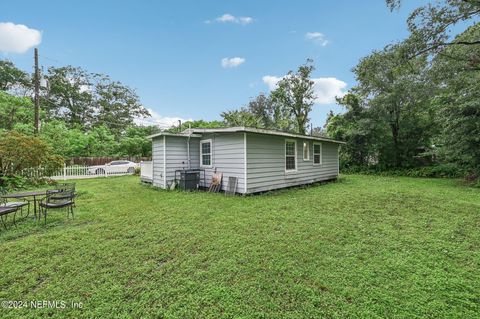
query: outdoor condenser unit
[{"left": 178, "top": 170, "right": 200, "bottom": 191}]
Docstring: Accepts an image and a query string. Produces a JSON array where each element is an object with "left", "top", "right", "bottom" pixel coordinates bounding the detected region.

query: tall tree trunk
[
  {"left": 391, "top": 124, "right": 399, "bottom": 167},
  {"left": 390, "top": 107, "right": 401, "bottom": 167}
]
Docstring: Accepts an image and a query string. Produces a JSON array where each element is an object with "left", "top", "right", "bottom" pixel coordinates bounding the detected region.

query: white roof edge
[
  {"left": 187, "top": 127, "right": 345, "bottom": 144},
  {"left": 146, "top": 132, "right": 203, "bottom": 139}
]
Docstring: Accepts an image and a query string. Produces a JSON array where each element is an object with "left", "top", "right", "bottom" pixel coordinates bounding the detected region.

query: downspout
[
  {"left": 244, "top": 132, "right": 247, "bottom": 194},
  {"left": 163, "top": 135, "right": 166, "bottom": 189},
  {"left": 187, "top": 125, "right": 192, "bottom": 169}
]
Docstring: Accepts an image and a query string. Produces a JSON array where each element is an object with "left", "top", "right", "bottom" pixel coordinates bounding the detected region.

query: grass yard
[{"left": 0, "top": 175, "right": 479, "bottom": 318}]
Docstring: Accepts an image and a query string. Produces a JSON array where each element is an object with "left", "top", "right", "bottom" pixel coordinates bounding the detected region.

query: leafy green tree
[
  {"left": 0, "top": 60, "right": 30, "bottom": 93},
  {"left": 326, "top": 94, "right": 387, "bottom": 168},
  {"left": 270, "top": 60, "right": 317, "bottom": 134},
  {"left": 221, "top": 108, "right": 263, "bottom": 127},
  {"left": 169, "top": 120, "right": 226, "bottom": 133},
  {"left": 93, "top": 76, "right": 150, "bottom": 136},
  {"left": 222, "top": 91, "right": 297, "bottom": 132},
  {"left": 0, "top": 91, "right": 34, "bottom": 130},
  {"left": 353, "top": 44, "right": 434, "bottom": 167},
  {"left": 386, "top": 0, "right": 480, "bottom": 60},
  {"left": 83, "top": 125, "right": 117, "bottom": 156},
  {"left": 430, "top": 24, "right": 480, "bottom": 176},
  {"left": 44, "top": 66, "right": 150, "bottom": 135},
  {"left": 40, "top": 120, "right": 89, "bottom": 157},
  {"left": 116, "top": 125, "right": 161, "bottom": 156},
  {"left": 43, "top": 66, "right": 95, "bottom": 128}
]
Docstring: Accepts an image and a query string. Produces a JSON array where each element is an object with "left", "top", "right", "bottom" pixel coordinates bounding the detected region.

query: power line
[{"left": 38, "top": 54, "right": 61, "bottom": 64}]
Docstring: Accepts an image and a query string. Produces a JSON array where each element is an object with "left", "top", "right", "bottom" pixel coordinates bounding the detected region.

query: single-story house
[{"left": 147, "top": 127, "right": 344, "bottom": 194}]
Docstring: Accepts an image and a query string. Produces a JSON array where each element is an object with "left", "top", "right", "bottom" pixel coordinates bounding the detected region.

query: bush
[
  {"left": 0, "top": 131, "right": 64, "bottom": 188},
  {"left": 342, "top": 163, "right": 465, "bottom": 179}
]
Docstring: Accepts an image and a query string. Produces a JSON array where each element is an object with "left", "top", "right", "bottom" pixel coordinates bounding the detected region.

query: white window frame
[
  {"left": 200, "top": 139, "right": 212, "bottom": 168},
  {"left": 313, "top": 142, "right": 322, "bottom": 166},
  {"left": 285, "top": 139, "right": 297, "bottom": 172},
  {"left": 303, "top": 141, "right": 310, "bottom": 161}
]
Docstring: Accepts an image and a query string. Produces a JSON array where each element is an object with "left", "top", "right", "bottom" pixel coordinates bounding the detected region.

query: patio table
[{"left": 2, "top": 190, "right": 49, "bottom": 220}]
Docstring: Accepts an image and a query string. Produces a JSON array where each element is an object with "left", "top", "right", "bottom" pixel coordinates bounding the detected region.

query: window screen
[
  {"left": 313, "top": 143, "right": 322, "bottom": 165},
  {"left": 201, "top": 140, "right": 211, "bottom": 166},
  {"left": 285, "top": 140, "right": 296, "bottom": 171}
]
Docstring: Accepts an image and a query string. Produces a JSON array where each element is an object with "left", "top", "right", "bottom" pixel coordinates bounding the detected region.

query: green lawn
[{"left": 0, "top": 175, "right": 479, "bottom": 318}]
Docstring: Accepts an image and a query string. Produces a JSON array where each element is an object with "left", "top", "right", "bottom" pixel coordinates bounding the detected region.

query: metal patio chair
[
  {"left": 0, "top": 189, "right": 30, "bottom": 221},
  {"left": 39, "top": 187, "right": 75, "bottom": 225},
  {"left": 0, "top": 206, "right": 20, "bottom": 229},
  {"left": 50, "top": 183, "right": 76, "bottom": 206}
]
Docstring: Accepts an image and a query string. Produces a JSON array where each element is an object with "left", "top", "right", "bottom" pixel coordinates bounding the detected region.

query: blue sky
[{"left": 0, "top": 0, "right": 424, "bottom": 129}]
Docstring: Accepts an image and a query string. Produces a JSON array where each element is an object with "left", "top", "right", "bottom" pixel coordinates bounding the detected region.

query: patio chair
[
  {"left": 50, "top": 183, "right": 76, "bottom": 206},
  {"left": 39, "top": 188, "right": 75, "bottom": 225},
  {"left": 0, "top": 206, "right": 19, "bottom": 229},
  {"left": 0, "top": 189, "right": 30, "bottom": 218}
]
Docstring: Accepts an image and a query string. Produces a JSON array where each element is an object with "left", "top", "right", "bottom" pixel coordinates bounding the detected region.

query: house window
[
  {"left": 303, "top": 141, "right": 310, "bottom": 161},
  {"left": 200, "top": 139, "right": 212, "bottom": 167},
  {"left": 313, "top": 143, "right": 322, "bottom": 165},
  {"left": 285, "top": 139, "right": 297, "bottom": 171}
]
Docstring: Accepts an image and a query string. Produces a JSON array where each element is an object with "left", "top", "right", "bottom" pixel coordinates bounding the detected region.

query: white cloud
[
  {"left": 262, "top": 75, "right": 347, "bottom": 104},
  {"left": 217, "top": 14, "right": 236, "bottom": 23},
  {"left": 221, "top": 57, "right": 245, "bottom": 68},
  {"left": 0, "top": 22, "right": 42, "bottom": 53},
  {"left": 135, "top": 108, "right": 192, "bottom": 129},
  {"left": 205, "top": 13, "right": 253, "bottom": 25},
  {"left": 262, "top": 76, "right": 282, "bottom": 91},
  {"left": 305, "top": 32, "right": 328, "bottom": 46}
]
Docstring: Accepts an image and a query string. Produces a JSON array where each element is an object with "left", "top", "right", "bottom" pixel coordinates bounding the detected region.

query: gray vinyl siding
[
  {"left": 164, "top": 136, "right": 200, "bottom": 188},
  {"left": 152, "top": 137, "right": 164, "bottom": 188},
  {"left": 199, "top": 133, "right": 246, "bottom": 194},
  {"left": 246, "top": 133, "right": 339, "bottom": 193},
  {"left": 151, "top": 132, "right": 340, "bottom": 193}
]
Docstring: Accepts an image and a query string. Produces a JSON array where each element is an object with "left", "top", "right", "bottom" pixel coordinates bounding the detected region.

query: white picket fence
[
  {"left": 21, "top": 163, "right": 139, "bottom": 181},
  {"left": 140, "top": 161, "right": 153, "bottom": 183}
]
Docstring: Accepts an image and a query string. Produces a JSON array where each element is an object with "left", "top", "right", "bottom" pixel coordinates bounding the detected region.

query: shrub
[
  {"left": 0, "top": 131, "right": 64, "bottom": 189},
  {"left": 134, "top": 167, "right": 141, "bottom": 175},
  {"left": 342, "top": 164, "right": 464, "bottom": 179}
]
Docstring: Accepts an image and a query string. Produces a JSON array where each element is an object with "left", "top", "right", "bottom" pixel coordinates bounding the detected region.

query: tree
[
  {"left": 222, "top": 93, "right": 295, "bottom": 131},
  {"left": 168, "top": 120, "right": 226, "bottom": 133},
  {"left": 353, "top": 44, "right": 434, "bottom": 167},
  {"left": 0, "top": 91, "right": 34, "bottom": 131},
  {"left": 221, "top": 108, "right": 263, "bottom": 127},
  {"left": 270, "top": 60, "right": 317, "bottom": 134},
  {"left": 43, "top": 66, "right": 150, "bottom": 135},
  {"left": 0, "top": 60, "right": 30, "bottom": 94},
  {"left": 43, "top": 66, "right": 95, "bottom": 128},
  {"left": 386, "top": 0, "right": 480, "bottom": 60},
  {"left": 93, "top": 76, "right": 150, "bottom": 136},
  {"left": 116, "top": 125, "right": 161, "bottom": 157},
  {"left": 430, "top": 24, "right": 480, "bottom": 177},
  {"left": 83, "top": 126, "right": 117, "bottom": 156},
  {"left": 40, "top": 120, "right": 88, "bottom": 157},
  {"left": 326, "top": 94, "right": 387, "bottom": 168}
]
